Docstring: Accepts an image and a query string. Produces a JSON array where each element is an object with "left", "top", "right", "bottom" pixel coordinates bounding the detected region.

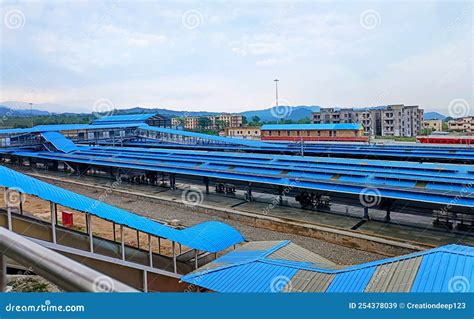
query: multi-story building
[
  {"left": 448, "top": 116, "right": 474, "bottom": 134},
  {"left": 172, "top": 114, "right": 243, "bottom": 130},
  {"left": 224, "top": 127, "right": 261, "bottom": 140},
  {"left": 313, "top": 104, "right": 423, "bottom": 137},
  {"left": 260, "top": 123, "right": 367, "bottom": 142},
  {"left": 423, "top": 119, "right": 443, "bottom": 132}
]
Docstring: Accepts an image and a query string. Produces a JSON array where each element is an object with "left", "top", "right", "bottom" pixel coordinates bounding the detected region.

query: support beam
[
  {"left": 7, "top": 207, "right": 12, "bottom": 231},
  {"left": 148, "top": 234, "right": 153, "bottom": 268},
  {"left": 19, "top": 193, "right": 23, "bottom": 215},
  {"left": 136, "top": 230, "right": 140, "bottom": 249},
  {"left": 50, "top": 202, "right": 57, "bottom": 244},
  {"left": 158, "top": 237, "right": 161, "bottom": 255},
  {"left": 278, "top": 186, "right": 284, "bottom": 205},
  {"left": 363, "top": 206, "right": 369, "bottom": 220},
  {"left": 246, "top": 183, "right": 253, "bottom": 202},
  {"left": 120, "top": 225, "right": 125, "bottom": 261},
  {"left": 112, "top": 222, "right": 116, "bottom": 242},
  {"left": 54, "top": 203, "right": 58, "bottom": 225},
  {"left": 385, "top": 207, "right": 391, "bottom": 222},
  {"left": 86, "top": 214, "right": 93, "bottom": 253},
  {"left": 172, "top": 241, "right": 177, "bottom": 274},
  {"left": 204, "top": 177, "right": 209, "bottom": 194},
  {"left": 195, "top": 249, "right": 199, "bottom": 270},
  {"left": 0, "top": 254, "right": 6, "bottom": 292},
  {"left": 143, "top": 270, "right": 148, "bottom": 293}
]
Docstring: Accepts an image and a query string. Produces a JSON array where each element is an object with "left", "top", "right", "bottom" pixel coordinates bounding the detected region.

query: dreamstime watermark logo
[
  {"left": 270, "top": 98, "right": 293, "bottom": 120},
  {"left": 448, "top": 98, "right": 470, "bottom": 118},
  {"left": 359, "top": 187, "right": 381, "bottom": 208},
  {"left": 93, "top": 275, "right": 115, "bottom": 292},
  {"left": 4, "top": 187, "right": 26, "bottom": 207},
  {"left": 3, "top": 9, "right": 25, "bottom": 30},
  {"left": 182, "top": 9, "right": 203, "bottom": 30},
  {"left": 448, "top": 276, "right": 470, "bottom": 293},
  {"left": 360, "top": 9, "right": 381, "bottom": 30},
  {"left": 181, "top": 188, "right": 204, "bottom": 207},
  {"left": 92, "top": 98, "right": 115, "bottom": 118},
  {"left": 270, "top": 275, "right": 292, "bottom": 292}
]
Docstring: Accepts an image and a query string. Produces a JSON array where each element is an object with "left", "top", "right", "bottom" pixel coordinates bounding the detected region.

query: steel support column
[
  {"left": 172, "top": 241, "right": 177, "bottom": 274},
  {"left": 50, "top": 202, "right": 57, "bottom": 244}
]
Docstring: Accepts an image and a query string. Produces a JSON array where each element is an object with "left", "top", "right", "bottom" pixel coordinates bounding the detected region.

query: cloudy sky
[{"left": 0, "top": 1, "right": 472, "bottom": 115}]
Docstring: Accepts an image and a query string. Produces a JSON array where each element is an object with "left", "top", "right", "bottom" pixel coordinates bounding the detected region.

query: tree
[
  {"left": 251, "top": 116, "right": 261, "bottom": 124},
  {"left": 215, "top": 119, "right": 228, "bottom": 130},
  {"left": 198, "top": 117, "right": 212, "bottom": 129}
]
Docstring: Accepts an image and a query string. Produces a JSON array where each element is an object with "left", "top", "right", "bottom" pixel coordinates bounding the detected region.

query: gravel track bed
[{"left": 43, "top": 177, "right": 384, "bottom": 265}]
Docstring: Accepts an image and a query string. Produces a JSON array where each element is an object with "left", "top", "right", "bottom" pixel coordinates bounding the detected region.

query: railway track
[{"left": 19, "top": 169, "right": 446, "bottom": 257}]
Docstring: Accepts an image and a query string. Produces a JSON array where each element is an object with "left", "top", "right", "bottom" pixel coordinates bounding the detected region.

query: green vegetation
[
  {"left": 0, "top": 115, "right": 93, "bottom": 129},
  {"left": 420, "top": 128, "right": 434, "bottom": 135},
  {"left": 374, "top": 136, "right": 417, "bottom": 142}
]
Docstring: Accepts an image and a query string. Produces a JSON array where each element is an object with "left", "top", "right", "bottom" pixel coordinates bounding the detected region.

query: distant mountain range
[
  {"left": 423, "top": 112, "right": 447, "bottom": 120},
  {"left": 0, "top": 101, "right": 447, "bottom": 122}
]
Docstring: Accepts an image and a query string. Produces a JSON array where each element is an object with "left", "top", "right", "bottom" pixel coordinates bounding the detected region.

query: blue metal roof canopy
[
  {"left": 139, "top": 125, "right": 281, "bottom": 147},
  {"left": 182, "top": 241, "right": 474, "bottom": 293},
  {"left": 0, "top": 165, "right": 244, "bottom": 252},
  {"left": 41, "top": 132, "right": 79, "bottom": 153},
  {"left": 10, "top": 147, "right": 474, "bottom": 210},
  {"left": 0, "top": 123, "right": 139, "bottom": 135},
  {"left": 92, "top": 113, "right": 157, "bottom": 125}
]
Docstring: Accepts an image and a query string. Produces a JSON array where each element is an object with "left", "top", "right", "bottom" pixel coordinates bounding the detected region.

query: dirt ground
[{"left": 0, "top": 188, "right": 177, "bottom": 256}]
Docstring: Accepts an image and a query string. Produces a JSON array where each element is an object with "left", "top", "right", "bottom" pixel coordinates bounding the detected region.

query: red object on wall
[
  {"left": 416, "top": 137, "right": 474, "bottom": 145},
  {"left": 62, "top": 211, "right": 74, "bottom": 228}
]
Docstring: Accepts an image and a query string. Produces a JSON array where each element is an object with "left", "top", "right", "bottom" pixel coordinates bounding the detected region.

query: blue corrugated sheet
[
  {"left": 0, "top": 123, "right": 139, "bottom": 135},
  {"left": 411, "top": 246, "right": 474, "bottom": 292},
  {"left": 182, "top": 242, "right": 474, "bottom": 293},
  {"left": 139, "top": 125, "right": 281, "bottom": 147},
  {"left": 326, "top": 267, "right": 376, "bottom": 292},
  {"left": 41, "top": 132, "right": 79, "bottom": 153},
  {"left": 0, "top": 166, "right": 244, "bottom": 252},
  {"left": 92, "top": 114, "right": 156, "bottom": 124},
  {"left": 260, "top": 123, "right": 363, "bottom": 131},
  {"left": 12, "top": 147, "right": 474, "bottom": 208}
]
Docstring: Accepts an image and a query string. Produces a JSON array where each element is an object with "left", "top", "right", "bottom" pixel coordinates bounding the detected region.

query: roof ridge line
[
  {"left": 184, "top": 240, "right": 290, "bottom": 280},
  {"left": 257, "top": 244, "right": 474, "bottom": 275}
]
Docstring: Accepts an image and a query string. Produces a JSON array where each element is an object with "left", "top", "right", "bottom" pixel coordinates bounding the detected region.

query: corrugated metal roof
[
  {"left": 365, "top": 257, "right": 422, "bottom": 292},
  {"left": 326, "top": 267, "right": 376, "bottom": 292},
  {"left": 260, "top": 124, "right": 363, "bottom": 131},
  {"left": 92, "top": 113, "right": 157, "bottom": 124},
  {"left": 0, "top": 123, "right": 138, "bottom": 135},
  {"left": 267, "top": 242, "right": 337, "bottom": 268},
  {"left": 139, "top": 125, "right": 281, "bottom": 147},
  {"left": 0, "top": 165, "right": 244, "bottom": 253},
  {"left": 188, "top": 261, "right": 299, "bottom": 292},
  {"left": 411, "top": 250, "right": 474, "bottom": 292},
  {"left": 41, "top": 132, "right": 79, "bottom": 153},
  {"left": 15, "top": 147, "right": 474, "bottom": 209},
  {"left": 284, "top": 270, "right": 335, "bottom": 292},
  {"left": 182, "top": 242, "right": 474, "bottom": 293}
]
